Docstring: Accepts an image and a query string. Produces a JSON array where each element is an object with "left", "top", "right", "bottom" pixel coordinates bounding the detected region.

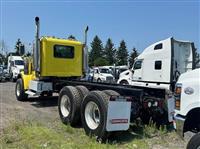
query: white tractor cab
[
  {"left": 93, "top": 67, "right": 115, "bottom": 83},
  {"left": 100, "top": 65, "right": 129, "bottom": 80},
  {"left": 118, "top": 37, "right": 195, "bottom": 91},
  {"left": 7, "top": 56, "right": 24, "bottom": 82}
]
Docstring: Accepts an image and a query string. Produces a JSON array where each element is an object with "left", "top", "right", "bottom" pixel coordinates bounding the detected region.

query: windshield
[
  {"left": 99, "top": 68, "right": 111, "bottom": 74},
  {"left": 15, "top": 60, "right": 24, "bottom": 66}
]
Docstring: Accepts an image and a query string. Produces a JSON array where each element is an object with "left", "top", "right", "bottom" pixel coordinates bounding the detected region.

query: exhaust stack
[
  {"left": 83, "top": 26, "right": 89, "bottom": 74},
  {"left": 34, "top": 16, "right": 40, "bottom": 76}
]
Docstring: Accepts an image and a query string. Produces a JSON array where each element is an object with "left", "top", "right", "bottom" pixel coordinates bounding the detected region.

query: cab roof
[{"left": 41, "top": 36, "right": 83, "bottom": 46}]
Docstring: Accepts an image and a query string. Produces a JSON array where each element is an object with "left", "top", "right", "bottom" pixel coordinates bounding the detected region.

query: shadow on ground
[
  {"left": 26, "top": 96, "right": 58, "bottom": 108},
  {"left": 107, "top": 124, "right": 148, "bottom": 143}
]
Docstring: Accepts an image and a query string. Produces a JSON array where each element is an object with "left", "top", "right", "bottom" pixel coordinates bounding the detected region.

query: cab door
[
  {"left": 132, "top": 60, "right": 143, "bottom": 81},
  {"left": 93, "top": 68, "right": 99, "bottom": 81}
]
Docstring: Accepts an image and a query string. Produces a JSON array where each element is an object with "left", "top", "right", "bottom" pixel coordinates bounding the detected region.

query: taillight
[{"left": 174, "top": 83, "right": 182, "bottom": 110}]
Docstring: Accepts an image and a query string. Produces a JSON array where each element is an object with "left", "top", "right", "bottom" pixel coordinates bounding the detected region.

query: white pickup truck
[
  {"left": 173, "top": 68, "right": 200, "bottom": 149},
  {"left": 92, "top": 67, "right": 115, "bottom": 83},
  {"left": 7, "top": 56, "right": 24, "bottom": 82}
]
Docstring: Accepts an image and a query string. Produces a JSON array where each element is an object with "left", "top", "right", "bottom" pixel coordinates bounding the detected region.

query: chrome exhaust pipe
[
  {"left": 83, "top": 26, "right": 89, "bottom": 74},
  {"left": 34, "top": 16, "right": 40, "bottom": 76}
]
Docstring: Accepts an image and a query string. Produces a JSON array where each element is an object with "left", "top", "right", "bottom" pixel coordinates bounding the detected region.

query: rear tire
[
  {"left": 15, "top": 78, "right": 28, "bottom": 101},
  {"left": 58, "top": 86, "right": 82, "bottom": 127},
  {"left": 187, "top": 133, "right": 200, "bottom": 149},
  {"left": 76, "top": 85, "right": 89, "bottom": 99},
  {"left": 103, "top": 90, "right": 120, "bottom": 96},
  {"left": 81, "top": 91, "right": 109, "bottom": 141},
  {"left": 97, "top": 78, "right": 102, "bottom": 83}
]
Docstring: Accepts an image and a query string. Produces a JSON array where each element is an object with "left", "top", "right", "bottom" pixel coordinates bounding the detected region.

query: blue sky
[{"left": 0, "top": 0, "right": 199, "bottom": 54}]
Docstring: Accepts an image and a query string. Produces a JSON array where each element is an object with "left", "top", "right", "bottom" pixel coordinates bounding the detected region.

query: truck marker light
[
  {"left": 158, "top": 100, "right": 163, "bottom": 108},
  {"left": 143, "top": 102, "right": 148, "bottom": 108},
  {"left": 109, "top": 95, "right": 132, "bottom": 102},
  {"left": 110, "top": 119, "right": 128, "bottom": 124},
  {"left": 148, "top": 102, "right": 152, "bottom": 107},
  {"left": 175, "top": 100, "right": 180, "bottom": 110},
  {"left": 175, "top": 87, "right": 182, "bottom": 94},
  {"left": 154, "top": 101, "right": 158, "bottom": 106}
]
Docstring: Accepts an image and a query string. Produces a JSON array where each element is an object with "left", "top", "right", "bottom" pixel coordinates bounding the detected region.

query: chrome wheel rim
[
  {"left": 60, "top": 95, "right": 71, "bottom": 117},
  {"left": 85, "top": 101, "right": 100, "bottom": 130}
]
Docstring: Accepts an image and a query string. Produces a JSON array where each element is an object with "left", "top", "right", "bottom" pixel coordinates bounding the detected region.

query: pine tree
[
  {"left": 116, "top": 40, "right": 128, "bottom": 65},
  {"left": 15, "top": 38, "right": 21, "bottom": 55},
  {"left": 129, "top": 47, "right": 139, "bottom": 67},
  {"left": 104, "top": 38, "right": 116, "bottom": 65},
  {"left": 67, "top": 35, "right": 76, "bottom": 40},
  {"left": 89, "top": 35, "right": 105, "bottom": 66}
]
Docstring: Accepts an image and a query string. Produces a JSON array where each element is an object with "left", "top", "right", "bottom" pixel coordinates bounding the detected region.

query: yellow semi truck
[{"left": 15, "top": 17, "right": 172, "bottom": 141}]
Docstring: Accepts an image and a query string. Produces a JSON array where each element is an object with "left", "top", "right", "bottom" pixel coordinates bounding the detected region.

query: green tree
[
  {"left": 129, "top": 47, "right": 139, "bottom": 67},
  {"left": 15, "top": 39, "right": 25, "bottom": 56},
  {"left": 89, "top": 35, "right": 104, "bottom": 66},
  {"left": 15, "top": 38, "right": 21, "bottom": 55},
  {"left": 94, "top": 57, "right": 109, "bottom": 66},
  {"left": 104, "top": 38, "right": 116, "bottom": 65},
  {"left": 116, "top": 40, "right": 128, "bottom": 65},
  {"left": 68, "top": 35, "right": 76, "bottom": 40},
  {"left": 0, "top": 53, "right": 5, "bottom": 65}
]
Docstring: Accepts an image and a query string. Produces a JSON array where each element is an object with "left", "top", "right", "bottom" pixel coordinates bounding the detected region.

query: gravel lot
[
  {"left": 0, "top": 82, "right": 190, "bottom": 148},
  {"left": 0, "top": 82, "right": 59, "bottom": 135}
]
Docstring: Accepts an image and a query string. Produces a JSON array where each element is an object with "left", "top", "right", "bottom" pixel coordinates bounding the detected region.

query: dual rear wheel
[{"left": 58, "top": 86, "right": 119, "bottom": 141}]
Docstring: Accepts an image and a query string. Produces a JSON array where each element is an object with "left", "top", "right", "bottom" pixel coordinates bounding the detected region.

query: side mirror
[{"left": 131, "top": 69, "right": 134, "bottom": 74}]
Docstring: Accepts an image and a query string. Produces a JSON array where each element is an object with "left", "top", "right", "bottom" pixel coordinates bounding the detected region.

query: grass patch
[{"left": 0, "top": 120, "right": 179, "bottom": 149}]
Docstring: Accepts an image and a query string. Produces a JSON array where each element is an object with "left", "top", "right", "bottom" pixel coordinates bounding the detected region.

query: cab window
[
  {"left": 133, "top": 60, "right": 142, "bottom": 69},
  {"left": 94, "top": 69, "right": 99, "bottom": 73},
  {"left": 54, "top": 45, "right": 74, "bottom": 58},
  {"left": 155, "top": 60, "right": 162, "bottom": 70},
  {"left": 154, "top": 43, "right": 163, "bottom": 50}
]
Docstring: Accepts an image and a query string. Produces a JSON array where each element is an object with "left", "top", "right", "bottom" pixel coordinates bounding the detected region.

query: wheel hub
[
  {"left": 60, "top": 95, "right": 71, "bottom": 117},
  {"left": 85, "top": 101, "right": 100, "bottom": 130}
]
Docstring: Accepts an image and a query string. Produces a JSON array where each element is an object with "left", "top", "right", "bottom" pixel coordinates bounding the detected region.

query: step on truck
[{"left": 15, "top": 17, "right": 177, "bottom": 141}]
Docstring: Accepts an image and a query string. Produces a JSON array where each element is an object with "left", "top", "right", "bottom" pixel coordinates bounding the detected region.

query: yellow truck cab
[
  {"left": 39, "top": 37, "right": 83, "bottom": 77},
  {"left": 16, "top": 17, "right": 87, "bottom": 101}
]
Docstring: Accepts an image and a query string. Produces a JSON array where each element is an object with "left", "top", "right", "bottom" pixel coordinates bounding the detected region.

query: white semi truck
[
  {"left": 118, "top": 37, "right": 195, "bottom": 91},
  {"left": 7, "top": 56, "right": 24, "bottom": 82},
  {"left": 173, "top": 68, "right": 200, "bottom": 149}
]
